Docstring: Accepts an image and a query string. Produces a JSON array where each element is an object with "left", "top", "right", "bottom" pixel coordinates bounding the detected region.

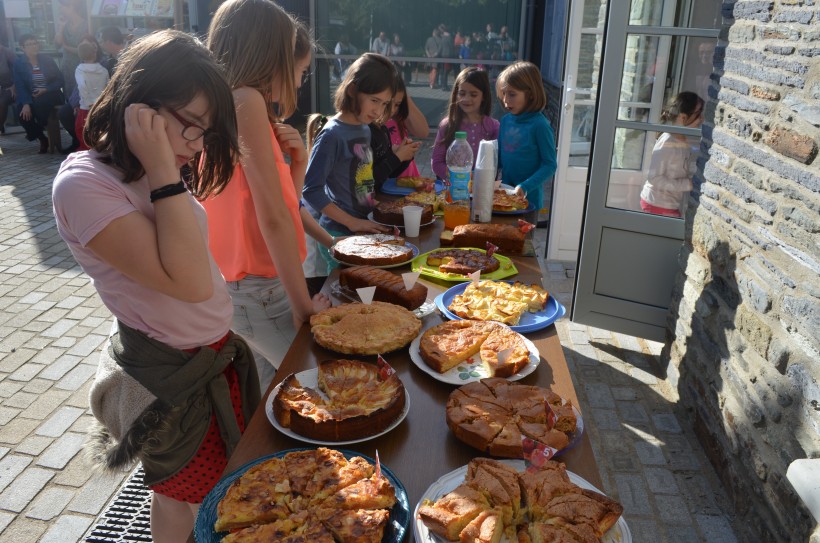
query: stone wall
[{"left": 663, "top": 1, "right": 820, "bottom": 541}]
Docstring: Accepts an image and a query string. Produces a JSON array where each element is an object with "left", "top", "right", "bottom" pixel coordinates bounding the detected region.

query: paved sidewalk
[{"left": 0, "top": 127, "right": 740, "bottom": 542}]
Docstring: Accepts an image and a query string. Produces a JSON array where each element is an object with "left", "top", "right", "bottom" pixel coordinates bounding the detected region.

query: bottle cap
[{"left": 455, "top": 131, "right": 467, "bottom": 139}]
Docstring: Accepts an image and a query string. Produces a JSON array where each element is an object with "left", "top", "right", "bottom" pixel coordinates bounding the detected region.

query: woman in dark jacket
[{"left": 13, "top": 34, "right": 65, "bottom": 152}]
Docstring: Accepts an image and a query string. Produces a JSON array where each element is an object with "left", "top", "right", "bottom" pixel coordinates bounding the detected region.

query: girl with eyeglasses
[
  {"left": 639, "top": 91, "right": 704, "bottom": 218},
  {"left": 204, "top": 0, "right": 331, "bottom": 391},
  {"left": 52, "top": 31, "right": 257, "bottom": 542}
]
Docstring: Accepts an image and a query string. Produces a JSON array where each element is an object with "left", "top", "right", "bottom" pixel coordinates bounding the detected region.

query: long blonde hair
[{"left": 207, "top": 0, "right": 297, "bottom": 122}]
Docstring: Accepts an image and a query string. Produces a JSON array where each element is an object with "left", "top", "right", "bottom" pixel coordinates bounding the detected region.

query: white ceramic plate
[
  {"left": 413, "top": 460, "right": 632, "bottom": 543},
  {"left": 265, "top": 368, "right": 411, "bottom": 446},
  {"left": 331, "top": 241, "right": 419, "bottom": 269},
  {"left": 367, "top": 211, "right": 437, "bottom": 229},
  {"left": 329, "top": 280, "right": 436, "bottom": 319},
  {"left": 407, "top": 326, "right": 540, "bottom": 385}
]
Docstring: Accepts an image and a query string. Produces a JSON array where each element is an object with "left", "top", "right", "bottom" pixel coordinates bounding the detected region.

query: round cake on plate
[
  {"left": 331, "top": 234, "right": 414, "bottom": 266},
  {"left": 446, "top": 378, "right": 578, "bottom": 458},
  {"left": 373, "top": 199, "right": 434, "bottom": 227},
  {"left": 273, "top": 359, "right": 406, "bottom": 442},
  {"left": 310, "top": 301, "right": 421, "bottom": 355}
]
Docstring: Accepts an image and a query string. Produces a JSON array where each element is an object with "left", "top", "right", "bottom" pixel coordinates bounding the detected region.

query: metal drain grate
[{"left": 85, "top": 467, "right": 153, "bottom": 542}]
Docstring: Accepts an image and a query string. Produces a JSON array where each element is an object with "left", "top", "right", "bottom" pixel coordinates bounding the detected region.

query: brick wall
[{"left": 663, "top": 1, "right": 820, "bottom": 541}]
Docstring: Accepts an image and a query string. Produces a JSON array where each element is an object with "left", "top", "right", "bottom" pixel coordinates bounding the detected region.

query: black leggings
[{"left": 18, "top": 90, "right": 64, "bottom": 141}]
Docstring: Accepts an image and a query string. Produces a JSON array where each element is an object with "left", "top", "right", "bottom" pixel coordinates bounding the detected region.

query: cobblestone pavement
[{"left": 0, "top": 127, "right": 740, "bottom": 542}]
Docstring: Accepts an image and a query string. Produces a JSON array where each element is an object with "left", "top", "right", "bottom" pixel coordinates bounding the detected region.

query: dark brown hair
[
  {"left": 443, "top": 67, "right": 493, "bottom": 150},
  {"left": 661, "top": 91, "right": 704, "bottom": 123},
  {"left": 306, "top": 53, "right": 398, "bottom": 146},
  {"left": 391, "top": 76, "right": 409, "bottom": 139},
  {"left": 84, "top": 30, "right": 239, "bottom": 198}
]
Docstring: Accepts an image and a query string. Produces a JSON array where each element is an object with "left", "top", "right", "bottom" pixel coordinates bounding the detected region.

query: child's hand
[
  {"left": 348, "top": 218, "right": 390, "bottom": 234},
  {"left": 514, "top": 185, "right": 526, "bottom": 197},
  {"left": 312, "top": 292, "right": 331, "bottom": 313},
  {"left": 124, "top": 103, "right": 177, "bottom": 188},
  {"left": 273, "top": 123, "right": 308, "bottom": 164},
  {"left": 395, "top": 138, "right": 421, "bottom": 162}
]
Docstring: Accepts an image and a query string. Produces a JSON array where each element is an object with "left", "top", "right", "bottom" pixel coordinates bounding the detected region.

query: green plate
[{"left": 411, "top": 247, "right": 518, "bottom": 282}]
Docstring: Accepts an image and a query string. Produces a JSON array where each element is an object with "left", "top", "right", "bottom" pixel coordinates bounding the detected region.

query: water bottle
[{"left": 446, "top": 131, "right": 473, "bottom": 202}]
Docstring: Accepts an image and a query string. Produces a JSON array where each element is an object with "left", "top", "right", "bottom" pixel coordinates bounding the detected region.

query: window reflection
[{"left": 313, "top": 0, "right": 523, "bottom": 124}]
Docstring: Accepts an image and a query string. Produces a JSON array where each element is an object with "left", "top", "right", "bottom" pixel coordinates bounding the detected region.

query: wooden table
[{"left": 223, "top": 213, "right": 603, "bottom": 525}]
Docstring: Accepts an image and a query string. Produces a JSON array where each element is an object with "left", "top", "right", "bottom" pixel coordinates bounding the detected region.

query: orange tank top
[{"left": 203, "top": 126, "right": 307, "bottom": 282}]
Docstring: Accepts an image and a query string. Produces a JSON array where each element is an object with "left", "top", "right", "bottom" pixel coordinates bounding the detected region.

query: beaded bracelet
[{"left": 150, "top": 181, "right": 187, "bottom": 203}]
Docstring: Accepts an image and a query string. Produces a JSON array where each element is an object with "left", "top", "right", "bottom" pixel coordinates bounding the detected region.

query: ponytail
[{"left": 306, "top": 113, "right": 330, "bottom": 151}]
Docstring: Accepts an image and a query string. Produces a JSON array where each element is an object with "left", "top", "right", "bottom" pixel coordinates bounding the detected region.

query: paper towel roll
[{"left": 472, "top": 168, "right": 495, "bottom": 223}]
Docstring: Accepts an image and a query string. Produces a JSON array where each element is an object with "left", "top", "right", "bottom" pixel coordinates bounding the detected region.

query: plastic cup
[
  {"left": 402, "top": 205, "right": 423, "bottom": 237},
  {"left": 443, "top": 201, "right": 470, "bottom": 230}
]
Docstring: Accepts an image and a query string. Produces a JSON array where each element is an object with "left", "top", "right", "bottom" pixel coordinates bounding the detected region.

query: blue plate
[
  {"left": 434, "top": 280, "right": 567, "bottom": 333},
  {"left": 194, "top": 448, "right": 410, "bottom": 543},
  {"left": 381, "top": 178, "right": 446, "bottom": 195},
  {"left": 493, "top": 203, "right": 537, "bottom": 215}
]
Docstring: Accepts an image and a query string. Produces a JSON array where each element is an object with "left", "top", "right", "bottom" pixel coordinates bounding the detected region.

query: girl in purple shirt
[{"left": 431, "top": 67, "right": 499, "bottom": 180}]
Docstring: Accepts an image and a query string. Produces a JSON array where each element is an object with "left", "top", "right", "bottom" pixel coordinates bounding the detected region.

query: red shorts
[
  {"left": 149, "top": 335, "right": 246, "bottom": 503},
  {"left": 640, "top": 199, "right": 681, "bottom": 218},
  {"left": 75, "top": 108, "right": 90, "bottom": 151}
]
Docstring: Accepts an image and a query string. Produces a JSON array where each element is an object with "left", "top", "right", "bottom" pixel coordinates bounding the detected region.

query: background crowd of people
[
  {"left": 331, "top": 21, "right": 518, "bottom": 89},
  {"left": 0, "top": 0, "right": 126, "bottom": 152}
]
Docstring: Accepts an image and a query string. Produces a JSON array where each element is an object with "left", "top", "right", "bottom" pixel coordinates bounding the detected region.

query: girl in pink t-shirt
[
  {"left": 385, "top": 76, "right": 430, "bottom": 178},
  {"left": 52, "top": 30, "right": 256, "bottom": 541}
]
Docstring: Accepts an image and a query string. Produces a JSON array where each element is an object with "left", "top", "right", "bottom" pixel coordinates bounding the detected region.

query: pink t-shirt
[
  {"left": 385, "top": 119, "right": 420, "bottom": 178},
  {"left": 52, "top": 151, "right": 233, "bottom": 350}
]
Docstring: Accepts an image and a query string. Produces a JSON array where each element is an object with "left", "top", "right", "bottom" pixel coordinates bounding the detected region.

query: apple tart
[
  {"left": 216, "top": 448, "right": 396, "bottom": 543},
  {"left": 310, "top": 301, "right": 421, "bottom": 355},
  {"left": 418, "top": 457, "right": 623, "bottom": 543},
  {"left": 273, "top": 359, "right": 406, "bottom": 442}
]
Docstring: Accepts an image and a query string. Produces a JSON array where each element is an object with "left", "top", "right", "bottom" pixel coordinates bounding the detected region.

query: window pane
[
  {"left": 628, "top": 0, "right": 722, "bottom": 28},
  {"left": 313, "top": 0, "right": 524, "bottom": 125},
  {"left": 617, "top": 33, "right": 715, "bottom": 124}
]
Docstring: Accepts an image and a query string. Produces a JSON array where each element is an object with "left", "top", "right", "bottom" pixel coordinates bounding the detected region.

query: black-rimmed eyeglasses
[{"left": 165, "top": 108, "right": 209, "bottom": 141}]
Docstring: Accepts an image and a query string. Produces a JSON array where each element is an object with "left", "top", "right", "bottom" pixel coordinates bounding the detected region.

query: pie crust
[
  {"left": 418, "top": 320, "right": 530, "bottom": 377},
  {"left": 492, "top": 189, "right": 529, "bottom": 211},
  {"left": 311, "top": 301, "right": 421, "bottom": 355},
  {"left": 446, "top": 378, "right": 577, "bottom": 458},
  {"left": 272, "top": 359, "right": 406, "bottom": 442},
  {"left": 216, "top": 448, "right": 395, "bottom": 542},
  {"left": 418, "top": 457, "right": 623, "bottom": 543}
]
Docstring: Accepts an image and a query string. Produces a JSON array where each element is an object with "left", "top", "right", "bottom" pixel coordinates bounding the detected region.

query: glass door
[
  {"left": 572, "top": 0, "right": 720, "bottom": 340},
  {"left": 548, "top": 0, "right": 606, "bottom": 261}
]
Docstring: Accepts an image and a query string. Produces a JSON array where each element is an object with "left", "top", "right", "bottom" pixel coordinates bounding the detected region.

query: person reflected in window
[
  {"left": 0, "top": 42, "right": 15, "bottom": 135},
  {"left": 13, "top": 35, "right": 65, "bottom": 153},
  {"left": 639, "top": 91, "right": 704, "bottom": 218},
  {"left": 389, "top": 33, "right": 413, "bottom": 85},
  {"left": 334, "top": 33, "right": 356, "bottom": 81},
  {"left": 54, "top": 0, "right": 87, "bottom": 98},
  {"left": 371, "top": 31, "right": 390, "bottom": 56}
]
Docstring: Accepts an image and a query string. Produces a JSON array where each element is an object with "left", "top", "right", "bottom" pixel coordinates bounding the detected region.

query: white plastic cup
[
  {"left": 472, "top": 168, "right": 495, "bottom": 223},
  {"left": 402, "top": 205, "right": 423, "bottom": 237}
]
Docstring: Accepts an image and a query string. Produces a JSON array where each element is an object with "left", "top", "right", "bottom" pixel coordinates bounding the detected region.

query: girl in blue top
[
  {"left": 496, "top": 61, "right": 557, "bottom": 213},
  {"left": 302, "top": 53, "right": 398, "bottom": 237}
]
